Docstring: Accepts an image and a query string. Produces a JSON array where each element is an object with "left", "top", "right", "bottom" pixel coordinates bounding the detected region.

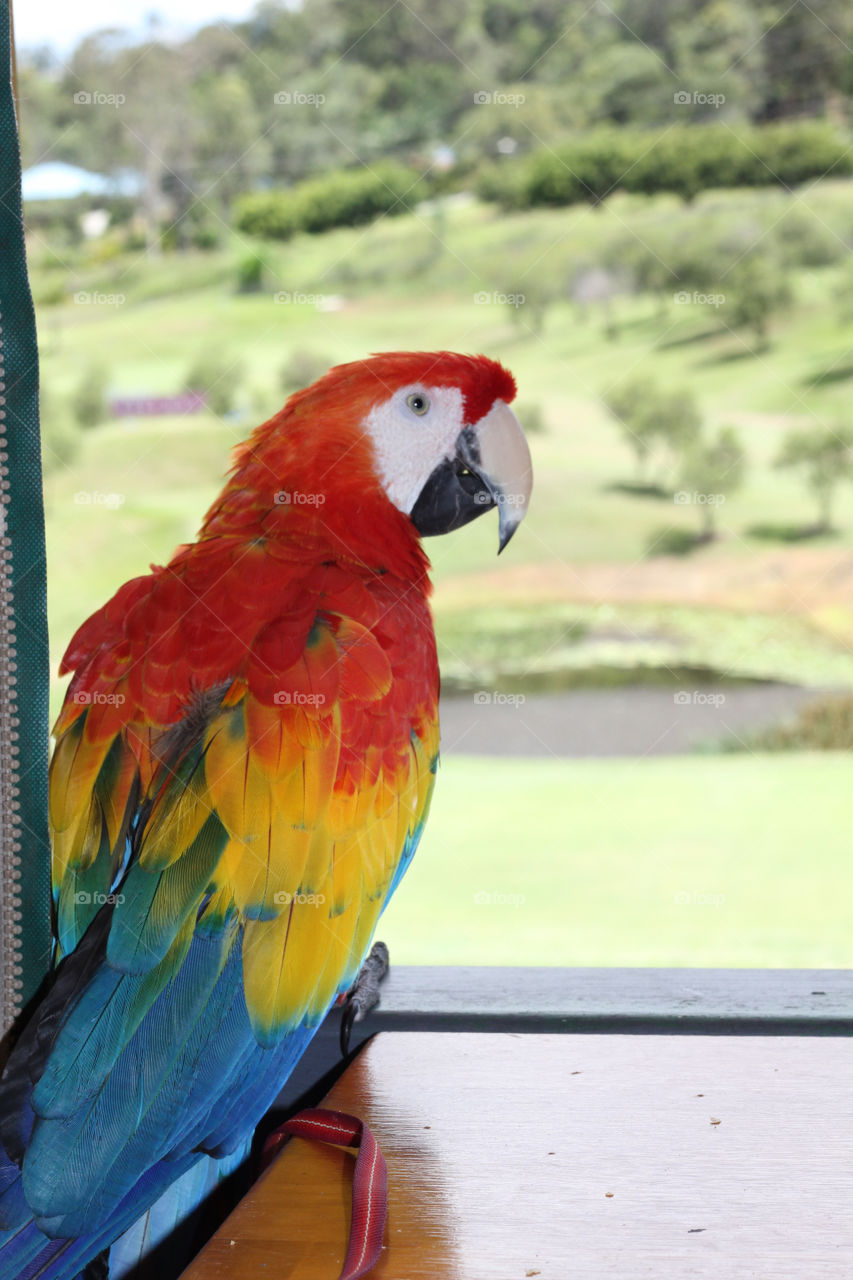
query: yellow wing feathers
[{"left": 201, "top": 691, "right": 436, "bottom": 1039}]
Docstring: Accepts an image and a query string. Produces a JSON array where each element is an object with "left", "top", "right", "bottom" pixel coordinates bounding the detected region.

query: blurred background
[{"left": 15, "top": 0, "right": 853, "bottom": 969}]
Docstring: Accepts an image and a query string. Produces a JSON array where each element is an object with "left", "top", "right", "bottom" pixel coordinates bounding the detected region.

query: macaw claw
[{"left": 339, "top": 941, "right": 390, "bottom": 1056}]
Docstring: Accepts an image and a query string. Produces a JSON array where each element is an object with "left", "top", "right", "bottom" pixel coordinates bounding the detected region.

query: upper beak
[
  {"left": 409, "top": 400, "right": 533, "bottom": 551},
  {"left": 458, "top": 400, "right": 533, "bottom": 552}
]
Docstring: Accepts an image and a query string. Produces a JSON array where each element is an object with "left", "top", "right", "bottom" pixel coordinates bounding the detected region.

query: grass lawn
[{"left": 379, "top": 751, "right": 853, "bottom": 968}]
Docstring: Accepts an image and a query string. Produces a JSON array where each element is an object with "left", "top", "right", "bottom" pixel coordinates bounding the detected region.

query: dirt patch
[{"left": 437, "top": 547, "right": 853, "bottom": 626}]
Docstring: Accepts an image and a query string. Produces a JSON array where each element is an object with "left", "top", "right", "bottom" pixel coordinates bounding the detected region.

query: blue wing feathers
[{"left": 106, "top": 813, "right": 228, "bottom": 974}]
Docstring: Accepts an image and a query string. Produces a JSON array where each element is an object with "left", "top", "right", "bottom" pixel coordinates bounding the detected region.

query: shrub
[
  {"left": 183, "top": 348, "right": 244, "bottom": 418},
  {"left": 71, "top": 364, "right": 109, "bottom": 429},
  {"left": 279, "top": 349, "right": 335, "bottom": 393},
  {"left": 774, "top": 208, "right": 843, "bottom": 268},
  {"left": 473, "top": 161, "right": 529, "bottom": 211},
  {"left": 482, "top": 122, "right": 853, "bottom": 212},
  {"left": 235, "top": 165, "right": 420, "bottom": 241},
  {"left": 233, "top": 191, "right": 301, "bottom": 241},
  {"left": 727, "top": 694, "right": 853, "bottom": 752},
  {"left": 192, "top": 222, "right": 221, "bottom": 251},
  {"left": 235, "top": 252, "right": 265, "bottom": 294},
  {"left": 294, "top": 165, "right": 416, "bottom": 233},
  {"left": 746, "top": 520, "right": 829, "bottom": 542},
  {"left": 645, "top": 526, "right": 702, "bottom": 556},
  {"left": 757, "top": 121, "right": 852, "bottom": 186},
  {"left": 514, "top": 401, "right": 546, "bottom": 435},
  {"left": 39, "top": 387, "right": 79, "bottom": 472}
]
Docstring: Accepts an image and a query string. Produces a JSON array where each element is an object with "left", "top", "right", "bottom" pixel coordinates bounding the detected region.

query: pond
[{"left": 438, "top": 683, "right": 835, "bottom": 757}]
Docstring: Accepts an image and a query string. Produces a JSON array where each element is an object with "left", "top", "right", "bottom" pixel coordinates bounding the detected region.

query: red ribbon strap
[{"left": 262, "top": 1107, "right": 388, "bottom": 1280}]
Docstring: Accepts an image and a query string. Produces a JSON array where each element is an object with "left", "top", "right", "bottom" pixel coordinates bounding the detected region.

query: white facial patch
[{"left": 363, "top": 384, "right": 466, "bottom": 515}]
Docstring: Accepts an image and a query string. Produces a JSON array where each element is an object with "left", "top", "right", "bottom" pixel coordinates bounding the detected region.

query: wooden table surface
[{"left": 182, "top": 1031, "right": 853, "bottom": 1279}]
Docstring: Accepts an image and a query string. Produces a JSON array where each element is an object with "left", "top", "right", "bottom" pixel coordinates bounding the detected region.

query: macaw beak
[{"left": 409, "top": 400, "right": 533, "bottom": 552}]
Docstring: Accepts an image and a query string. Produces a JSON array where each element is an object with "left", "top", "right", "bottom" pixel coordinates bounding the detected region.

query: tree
[
  {"left": 775, "top": 425, "right": 853, "bottom": 532},
  {"left": 604, "top": 375, "right": 659, "bottom": 477},
  {"left": 604, "top": 376, "right": 701, "bottom": 483},
  {"left": 505, "top": 275, "right": 556, "bottom": 336},
  {"left": 725, "top": 257, "right": 792, "bottom": 348},
  {"left": 650, "top": 386, "right": 702, "bottom": 476},
  {"left": 679, "top": 425, "right": 746, "bottom": 538},
  {"left": 189, "top": 73, "right": 267, "bottom": 217},
  {"left": 758, "top": 0, "right": 853, "bottom": 119},
  {"left": 117, "top": 41, "right": 191, "bottom": 254}
]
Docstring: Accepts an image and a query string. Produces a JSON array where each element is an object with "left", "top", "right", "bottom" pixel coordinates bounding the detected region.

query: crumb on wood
[
  {"left": 710, "top": 1118, "right": 721, "bottom": 1126},
  {"left": 525, "top": 1271, "right": 541, "bottom": 1277},
  {"left": 605, "top": 1192, "right": 614, "bottom": 1198}
]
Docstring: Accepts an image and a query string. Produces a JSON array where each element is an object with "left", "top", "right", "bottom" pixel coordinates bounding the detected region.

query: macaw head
[
  {"left": 359, "top": 351, "right": 532, "bottom": 552},
  {"left": 278, "top": 351, "right": 533, "bottom": 553}
]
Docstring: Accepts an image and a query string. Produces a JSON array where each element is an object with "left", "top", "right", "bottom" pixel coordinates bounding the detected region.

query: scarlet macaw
[{"left": 0, "top": 351, "right": 532, "bottom": 1278}]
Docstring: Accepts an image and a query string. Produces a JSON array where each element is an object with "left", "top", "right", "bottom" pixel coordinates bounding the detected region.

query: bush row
[
  {"left": 477, "top": 122, "right": 853, "bottom": 209},
  {"left": 234, "top": 164, "right": 420, "bottom": 240}
]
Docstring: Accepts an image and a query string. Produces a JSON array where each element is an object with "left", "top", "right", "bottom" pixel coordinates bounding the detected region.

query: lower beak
[{"left": 409, "top": 401, "right": 533, "bottom": 552}]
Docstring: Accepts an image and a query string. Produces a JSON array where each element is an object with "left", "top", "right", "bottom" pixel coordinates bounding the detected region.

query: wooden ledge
[{"left": 182, "top": 1029, "right": 853, "bottom": 1278}]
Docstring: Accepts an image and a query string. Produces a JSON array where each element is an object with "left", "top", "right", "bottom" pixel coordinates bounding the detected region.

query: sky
[{"left": 14, "top": 2, "right": 260, "bottom": 55}]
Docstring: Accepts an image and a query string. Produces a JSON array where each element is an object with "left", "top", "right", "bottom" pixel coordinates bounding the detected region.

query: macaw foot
[{"left": 339, "top": 941, "right": 390, "bottom": 1056}]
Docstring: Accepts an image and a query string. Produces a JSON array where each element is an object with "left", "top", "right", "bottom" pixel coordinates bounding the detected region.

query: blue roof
[{"left": 21, "top": 162, "right": 141, "bottom": 201}]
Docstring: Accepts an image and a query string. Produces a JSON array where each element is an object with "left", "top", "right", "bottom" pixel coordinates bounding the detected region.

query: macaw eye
[{"left": 406, "top": 392, "right": 430, "bottom": 416}]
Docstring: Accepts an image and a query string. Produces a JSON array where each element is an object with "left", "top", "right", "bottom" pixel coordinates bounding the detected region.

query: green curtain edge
[{"left": 1, "top": 0, "right": 53, "bottom": 1016}]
